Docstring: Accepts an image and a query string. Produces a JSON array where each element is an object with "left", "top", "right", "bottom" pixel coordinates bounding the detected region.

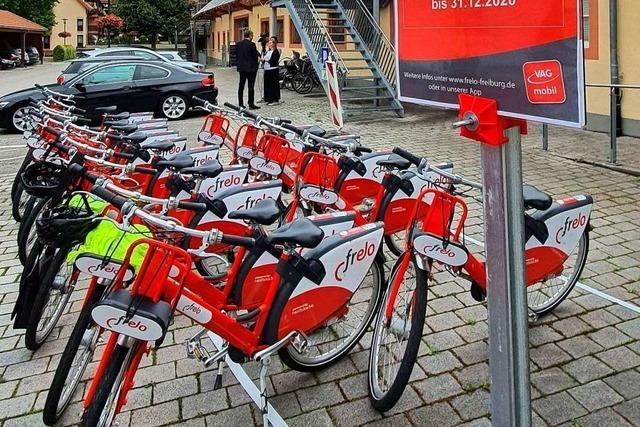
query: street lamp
[{"left": 62, "top": 18, "right": 68, "bottom": 44}]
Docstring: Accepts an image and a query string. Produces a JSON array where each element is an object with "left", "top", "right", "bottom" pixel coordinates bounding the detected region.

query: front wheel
[
  {"left": 81, "top": 341, "right": 140, "bottom": 427},
  {"left": 527, "top": 230, "right": 589, "bottom": 317},
  {"left": 368, "top": 255, "right": 427, "bottom": 412},
  {"left": 159, "top": 93, "right": 189, "bottom": 120}
]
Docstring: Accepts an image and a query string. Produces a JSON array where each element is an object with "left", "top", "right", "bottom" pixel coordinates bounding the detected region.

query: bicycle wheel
[
  {"left": 368, "top": 255, "right": 427, "bottom": 412},
  {"left": 81, "top": 341, "right": 139, "bottom": 427},
  {"left": 18, "top": 196, "right": 48, "bottom": 265},
  {"left": 25, "top": 246, "right": 76, "bottom": 350},
  {"left": 297, "top": 75, "right": 314, "bottom": 95},
  {"left": 43, "top": 283, "right": 106, "bottom": 425},
  {"left": 264, "top": 259, "right": 385, "bottom": 371},
  {"left": 11, "top": 152, "right": 33, "bottom": 220},
  {"left": 527, "top": 230, "right": 589, "bottom": 317},
  {"left": 12, "top": 183, "right": 34, "bottom": 223},
  {"left": 385, "top": 231, "right": 407, "bottom": 258}
]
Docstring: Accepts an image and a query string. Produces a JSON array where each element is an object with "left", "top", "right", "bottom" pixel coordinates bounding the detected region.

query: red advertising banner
[{"left": 395, "top": 0, "right": 586, "bottom": 127}]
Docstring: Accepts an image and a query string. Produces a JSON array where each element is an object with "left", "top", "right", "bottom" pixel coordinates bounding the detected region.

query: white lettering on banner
[
  {"left": 413, "top": 234, "right": 468, "bottom": 266},
  {"left": 177, "top": 295, "right": 213, "bottom": 323}
]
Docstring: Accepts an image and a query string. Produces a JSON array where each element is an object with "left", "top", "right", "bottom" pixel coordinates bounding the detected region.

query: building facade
[{"left": 47, "top": 0, "right": 92, "bottom": 50}]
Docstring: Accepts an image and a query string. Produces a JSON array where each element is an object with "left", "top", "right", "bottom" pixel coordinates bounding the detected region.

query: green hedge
[{"left": 52, "top": 45, "right": 76, "bottom": 61}]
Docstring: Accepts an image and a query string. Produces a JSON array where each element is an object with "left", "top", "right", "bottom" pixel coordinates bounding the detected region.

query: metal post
[
  {"left": 542, "top": 124, "right": 549, "bottom": 151},
  {"left": 270, "top": 7, "right": 277, "bottom": 37},
  {"left": 21, "top": 32, "right": 26, "bottom": 67},
  {"left": 609, "top": 0, "right": 619, "bottom": 164},
  {"left": 481, "top": 126, "right": 531, "bottom": 427}
]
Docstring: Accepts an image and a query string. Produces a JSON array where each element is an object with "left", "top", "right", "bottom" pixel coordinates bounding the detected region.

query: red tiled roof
[{"left": 0, "top": 10, "right": 46, "bottom": 33}]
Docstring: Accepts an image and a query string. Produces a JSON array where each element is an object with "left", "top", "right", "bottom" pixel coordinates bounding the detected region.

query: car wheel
[
  {"left": 160, "top": 94, "right": 189, "bottom": 120},
  {"left": 11, "top": 105, "right": 33, "bottom": 132}
]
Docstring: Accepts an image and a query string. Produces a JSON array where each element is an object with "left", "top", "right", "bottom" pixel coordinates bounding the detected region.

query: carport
[{"left": 0, "top": 10, "right": 45, "bottom": 66}]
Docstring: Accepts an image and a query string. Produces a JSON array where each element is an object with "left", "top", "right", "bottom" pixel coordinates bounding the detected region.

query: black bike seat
[
  {"left": 106, "top": 112, "right": 130, "bottom": 121},
  {"left": 228, "top": 199, "right": 281, "bottom": 225},
  {"left": 266, "top": 218, "right": 324, "bottom": 248},
  {"left": 140, "top": 139, "right": 175, "bottom": 151},
  {"left": 181, "top": 160, "right": 223, "bottom": 178},
  {"left": 523, "top": 185, "right": 552, "bottom": 210},
  {"left": 156, "top": 154, "right": 194, "bottom": 170},
  {"left": 121, "top": 132, "right": 147, "bottom": 145},
  {"left": 111, "top": 124, "right": 138, "bottom": 134},
  {"left": 96, "top": 106, "right": 118, "bottom": 113},
  {"left": 104, "top": 119, "right": 129, "bottom": 127},
  {"left": 305, "top": 125, "right": 326, "bottom": 137},
  {"left": 377, "top": 154, "right": 411, "bottom": 170}
]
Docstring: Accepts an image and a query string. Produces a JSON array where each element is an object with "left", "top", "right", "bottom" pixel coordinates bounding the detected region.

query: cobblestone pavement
[{"left": 0, "top": 65, "right": 638, "bottom": 426}]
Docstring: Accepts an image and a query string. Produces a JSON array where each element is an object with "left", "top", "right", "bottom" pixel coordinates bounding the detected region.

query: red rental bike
[{"left": 367, "top": 147, "right": 592, "bottom": 411}]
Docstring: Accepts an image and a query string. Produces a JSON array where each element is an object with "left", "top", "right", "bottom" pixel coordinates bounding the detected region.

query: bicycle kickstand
[{"left": 259, "top": 356, "right": 272, "bottom": 427}]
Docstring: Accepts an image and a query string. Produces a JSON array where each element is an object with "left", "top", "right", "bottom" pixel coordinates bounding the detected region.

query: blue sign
[{"left": 320, "top": 47, "right": 330, "bottom": 68}]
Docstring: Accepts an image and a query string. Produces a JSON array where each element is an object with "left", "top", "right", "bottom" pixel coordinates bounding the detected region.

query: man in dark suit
[{"left": 236, "top": 30, "right": 260, "bottom": 110}]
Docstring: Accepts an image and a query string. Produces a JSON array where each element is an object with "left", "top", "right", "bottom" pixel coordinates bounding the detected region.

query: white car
[{"left": 77, "top": 47, "right": 205, "bottom": 72}]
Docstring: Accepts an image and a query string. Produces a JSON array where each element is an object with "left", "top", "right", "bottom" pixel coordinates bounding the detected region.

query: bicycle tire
[
  {"left": 263, "top": 258, "right": 385, "bottom": 371},
  {"left": 527, "top": 230, "right": 589, "bottom": 317},
  {"left": 12, "top": 240, "right": 45, "bottom": 328},
  {"left": 18, "top": 197, "right": 48, "bottom": 265},
  {"left": 385, "top": 232, "right": 406, "bottom": 258},
  {"left": 297, "top": 75, "right": 314, "bottom": 95},
  {"left": 12, "top": 183, "right": 34, "bottom": 223},
  {"left": 25, "top": 246, "right": 75, "bottom": 351},
  {"left": 43, "top": 284, "right": 105, "bottom": 425},
  {"left": 11, "top": 152, "right": 32, "bottom": 202},
  {"left": 81, "top": 342, "right": 137, "bottom": 427},
  {"left": 368, "top": 255, "right": 427, "bottom": 412}
]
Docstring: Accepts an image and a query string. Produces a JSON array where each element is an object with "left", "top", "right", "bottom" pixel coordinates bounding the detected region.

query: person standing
[
  {"left": 261, "top": 37, "right": 281, "bottom": 106},
  {"left": 236, "top": 30, "right": 260, "bottom": 110}
]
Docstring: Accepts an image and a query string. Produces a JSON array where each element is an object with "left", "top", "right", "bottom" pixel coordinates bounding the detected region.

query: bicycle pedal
[
  {"left": 290, "top": 332, "right": 308, "bottom": 354},
  {"left": 186, "top": 340, "right": 210, "bottom": 362},
  {"left": 355, "top": 198, "right": 375, "bottom": 214}
]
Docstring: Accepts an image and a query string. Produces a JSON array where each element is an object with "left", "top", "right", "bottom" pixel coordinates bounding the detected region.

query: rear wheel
[
  {"left": 159, "top": 93, "right": 189, "bottom": 120},
  {"left": 18, "top": 197, "right": 48, "bottom": 264},
  {"left": 81, "top": 342, "right": 139, "bottom": 427},
  {"left": 368, "top": 255, "right": 427, "bottom": 412},
  {"left": 527, "top": 231, "right": 589, "bottom": 317},
  {"left": 10, "top": 104, "right": 33, "bottom": 132},
  {"left": 43, "top": 283, "right": 105, "bottom": 425}
]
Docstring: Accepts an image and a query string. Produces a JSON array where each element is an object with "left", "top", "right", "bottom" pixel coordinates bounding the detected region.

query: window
[
  {"left": 582, "top": 0, "right": 590, "bottom": 47},
  {"left": 217, "top": 32, "right": 220, "bottom": 52},
  {"left": 583, "top": 0, "right": 599, "bottom": 60},
  {"left": 234, "top": 17, "right": 249, "bottom": 42},
  {"left": 132, "top": 50, "right": 159, "bottom": 60},
  {"left": 99, "top": 50, "right": 132, "bottom": 57},
  {"left": 134, "top": 65, "right": 169, "bottom": 80},
  {"left": 84, "top": 64, "right": 136, "bottom": 84},
  {"left": 260, "top": 20, "right": 269, "bottom": 37},
  {"left": 77, "top": 34, "right": 84, "bottom": 48},
  {"left": 276, "top": 18, "right": 284, "bottom": 45},
  {"left": 44, "top": 36, "right": 50, "bottom": 49},
  {"left": 77, "top": 18, "right": 84, "bottom": 31},
  {"left": 223, "top": 32, "right": 226, "bottom": 48},
  {"left": 290, "top": 19, "right": 301, "bottom": 46}
]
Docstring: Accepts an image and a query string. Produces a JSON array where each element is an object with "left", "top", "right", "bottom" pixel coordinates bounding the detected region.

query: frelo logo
[
  {"left": 106, "top": 316, "right": 148, "bottom": 332},
  {"left": 87, "top": 264, "right": 120, "bottom": 275},
  {"left": 237, "top": 194, "right": 273, "bottom": 210},
  {"left": 555, "top": 212, "right": 587, "bottom": 244},
  {"left": 422, "top": 243, "right": 456, "bottom": 258},
  {"left": 206, "top": 174, "right": 242, "bottom": 197},
  {"left": 193, "top": 154, "right": 216, "bottom": 167},
  {"left": 182, "top": 302, "right": 202, "bottom": 315},
  {"left": 334, "top": 241, "right": 376, "bottom": 281}
]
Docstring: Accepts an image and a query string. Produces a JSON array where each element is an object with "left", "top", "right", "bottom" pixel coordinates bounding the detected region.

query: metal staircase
[{"left": 273, "top": 0, "right": 404, "bottom": 118}]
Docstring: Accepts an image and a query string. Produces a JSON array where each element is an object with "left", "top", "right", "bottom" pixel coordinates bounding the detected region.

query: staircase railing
[
  {"left": 336, "top": 0, "right": 396, "bottom": 91},
  {"left": 290, "top": 0, "right": 350, "bottom": 80}
]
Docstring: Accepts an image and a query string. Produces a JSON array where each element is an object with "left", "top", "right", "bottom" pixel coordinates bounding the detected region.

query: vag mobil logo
[
  {"left": 334, "top": 241, "right": 376, "bottom": 282},
  {"left": 205, "top": 174, "right": 243, "bottom": 198},
  {"left": 555, "top": 212, "right": 587, "bottom": 244}
]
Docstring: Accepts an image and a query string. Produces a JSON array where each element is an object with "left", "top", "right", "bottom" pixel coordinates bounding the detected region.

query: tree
[
  {"left": 114, "top": 0, "right": 190, "bottom": 49},
  {"left": 96, "top": 13, "right": 124, "bottom": 47},
  {"left": 0, "top": 0, "right": 58, "bottom": 30}
]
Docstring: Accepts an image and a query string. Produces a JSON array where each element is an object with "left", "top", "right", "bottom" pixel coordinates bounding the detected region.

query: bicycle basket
[{"left": 21, "top": 160, "right": 67, "bottom": 198}]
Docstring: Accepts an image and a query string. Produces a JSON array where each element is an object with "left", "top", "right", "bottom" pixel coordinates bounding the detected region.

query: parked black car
[
  {"left": 25, "top": 46, "right": 40, "bottom": 65},
  {"left": 0, "top": 49, "right": 20, "bottom": 69},
  {"left": 0, "top": 61, "right": 217, "bottom": 132}
]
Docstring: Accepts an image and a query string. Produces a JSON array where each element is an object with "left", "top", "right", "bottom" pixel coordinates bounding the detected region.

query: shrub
[{"left": 52, "top": 45, "right": 77, "bottom": 61}]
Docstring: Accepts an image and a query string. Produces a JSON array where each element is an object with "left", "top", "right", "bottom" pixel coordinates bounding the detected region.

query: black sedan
[{"left": 0, "top": 60, "right": 217, "bottom": 131}]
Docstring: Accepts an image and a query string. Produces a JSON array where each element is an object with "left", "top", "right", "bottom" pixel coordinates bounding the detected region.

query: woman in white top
[{"left": 261, "top": 37, "right": 281, "bottom": 105}]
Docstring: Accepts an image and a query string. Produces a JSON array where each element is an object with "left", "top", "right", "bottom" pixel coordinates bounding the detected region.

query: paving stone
[
  {"left": 328, "top": 398, "right": 383, "bottom": 427},
  {"left": 269, "top": 391, "right": 303, "bottom": 419},
  {"left": 596, "top": 345, "right": 640, "bottom": 371},
  {"left": 458, "top": 417, "right": 492, "bottom": 427},
  {"left": 528, "top": 325, "right": 563, "bottom": 347},
  {"left": 2, "top": 357, "right": 49, "bottom": 381},
  {"left": 271, "top": 370, "right": 317, "bottom": 395},
  {"left": 453, "top": 362, "right": 489, "bottom": 391},
  {"left": 551, "top": 317, "right": 594, "bottom": 338},
  {"left": 315, "top": 357, "right": 358, "bottom": 383},
  {"left": 134, "top": 363, "right": 177, "bottom": 387},
  {"left": 613, "top": 396, "right": 640, "bottom": 425},
  {"left": 530, "top": 343, "right": 574, "bottom": 369},
  {"left": 417, "top": 350, "right": 462, "bottom": 375},
  {"left": 152, "top": 376, "right": 199, "bottom": 404},
  {"left": 422, "top": 330, "right": 465, "bottom": 353},
  {"left": 617, "top": 318, "right": 640, "bottom": 340},
  {"left": 131, "top": 400, "right": 180, "bottom": 427},
  {"left": 0, "top": 393, "right": 35, "bottom": 420},
  {"left": 338, "top": 372, "right": 368, "bottom": 400},
  {"left": 587, "top": 326, "right": 633, "bottom": 348},
  {"left": 408, "top": 402, "right": 461, "bottom": 427},
  {"left": 413, "top": 373, "right": 463, "bottom": 404},
  {"left": 427, "top": 311, "right": 465, "bottom": 332},
  {"left": 567, "top": 380, "right": 624, "bottom": 410},
  {"left": 2, "top": 413, "right": 44, "bottom": 427},
  {"left": 557, "top": 335, "right": 604, "bottom": 358},
  {"left": 122, "top": 386, "right": 152, "bottom": 412},
  {"left": 451, "top": 389, "right": 490, "bottom": 421},
  {"left": 366, "top": 414, "right": 412, "bottom": 427},
  {"left": 531, "top": 367, "right": 578, "bottom": 396},
  {"left": 452, "top": 341, "right": 488, "bottom": 366},
  {"left": 181, "top": 388, "right": 229, "bottom": 419},
  {"left": 563, "top": 355, "right": 614, "bottom": 384},
  {"left": 454, "top": 322, "right": 489, "bottom": 344},
  {"left": 532, "top": 391, "right": 588, "bottom": 425},
  {"left": 604, "top": 369, "right": 640, "bottom": 400},
  {"left": 429, "top": 295, "right": 465, "bottom": 314},
  {"left": 0, "top": 380, "right": 18, "bottom": 399},
  {"left": 287, "top": 408, "right": 333, "bottom": 427},
  {"left": 576, "top": 407, "right": 633, "bottom": 427},
  {"left": 296, "top": 382, "right": 345, "bottom": 412},
  {"left": 206, "top": 404, "right": 254, "bottom": 427}
]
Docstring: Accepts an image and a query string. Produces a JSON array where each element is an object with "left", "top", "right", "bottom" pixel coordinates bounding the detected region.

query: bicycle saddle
[
  {"left": 106, "top": 112, "right": 130, "bottom": 121},
  {"left": 111, "top": 124, "right": 138, "bottom": 134},
  {"left": 266, "top": 218, "right": 324, "bottom": 248},
  {"left": 156, "top": 154, "right": 194, "bottom": 170},
  {"left": 181, "top": 160, "right": 223, "bottom": 178},
  {"left": 96, "top": 105, "right": 118, "bottom": 113},
  {"left": 305, "top": 125, "right": 326, "bottom": 137},
  {"left": 104, "top": 119, "right": 129, "bottom": 127},
  {"left": 523, "top": 185, "right": 552, "bottom": 210},
  {"left": 376, "top": 154, "right": 411, "bottom": 170},
  {"left": 140, "top": 139, "right": 176, "bottom": 151},
  {"left": 228, "top": 199, "right": 281, "bottom": 225},
  {"left": 119, "top": 132, "right": 147, "bottom": 145}
]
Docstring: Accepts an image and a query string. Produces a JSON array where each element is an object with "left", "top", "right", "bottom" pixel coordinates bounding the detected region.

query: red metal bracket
[{"left": 456, "top": 94, "right": 527, "bottom": 146}]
